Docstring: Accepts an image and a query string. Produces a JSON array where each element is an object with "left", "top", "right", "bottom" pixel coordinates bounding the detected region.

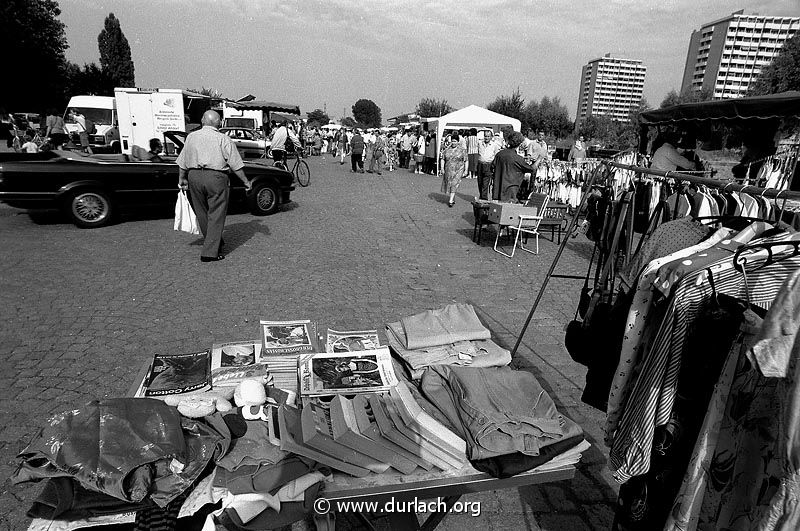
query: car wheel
[
  {"left": 248, "top": 181, "right": 279, "bottom": 216},
  {"left": 65, "top": 189, "right": 114, "bottom": 228}
]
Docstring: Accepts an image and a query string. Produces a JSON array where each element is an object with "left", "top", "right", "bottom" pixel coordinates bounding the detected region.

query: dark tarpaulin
[{"left": 639, "top": 91, "right": 800, "bottom": 125}]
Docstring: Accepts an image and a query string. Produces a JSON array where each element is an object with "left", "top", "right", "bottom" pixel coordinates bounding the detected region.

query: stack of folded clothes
[
  {"left": 421, "top": 365, "right": 588, "bottom": 478},
  {"left": 386, "top": 303, "right": 512, "bottom": 379}
]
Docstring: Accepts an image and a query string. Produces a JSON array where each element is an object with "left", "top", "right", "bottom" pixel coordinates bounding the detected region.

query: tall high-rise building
[
  {"left": 681, "top": 10, "right": 800, "bottom": 99},
  {"left": 575, "top": 54, "right": 646, "bottom": 125}
]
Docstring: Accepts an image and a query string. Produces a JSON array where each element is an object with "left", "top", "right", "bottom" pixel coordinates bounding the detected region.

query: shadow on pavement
[{"left": 221, "top": 219, "right": 271, "bottom": 253}]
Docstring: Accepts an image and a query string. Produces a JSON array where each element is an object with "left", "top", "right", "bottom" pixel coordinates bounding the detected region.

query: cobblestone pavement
[{"left": 0, "top": 154, "right": 618, "bottom": 530}]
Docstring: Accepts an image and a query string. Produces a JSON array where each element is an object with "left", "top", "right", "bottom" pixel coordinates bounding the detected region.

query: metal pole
[
  {"left": 607, "top": 161, "right": 800, "bottom": 200},
  {"left": 510, "top": 164, "right": 606, "bottom": 357}
]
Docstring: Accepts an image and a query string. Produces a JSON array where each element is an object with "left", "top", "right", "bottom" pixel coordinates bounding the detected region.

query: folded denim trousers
[{"left": 421, "top": 365, "right": 567, "bottom": 460}]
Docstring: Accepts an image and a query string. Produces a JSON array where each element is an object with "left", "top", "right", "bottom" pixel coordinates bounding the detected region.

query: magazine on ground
[
  {"left": 210, "top": 340, "right": 269, "bottom": 387},
  {"left": 325, "top": 328, "right": 381, "bottom": 353},
  {"left": 298, "top": 348, "right": 398, "bottom": 396},
  {"left": 260, "top": 320, "right": 318, "bottom": 358},
  {"left": 139, "top": 350, "right": 211, "bottom": 397}
]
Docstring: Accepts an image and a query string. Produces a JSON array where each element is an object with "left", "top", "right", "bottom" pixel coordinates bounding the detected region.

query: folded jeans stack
[
  {"left": 421, "top": 365, "right": 585, "bottom": 477},
  {"left": 386, "top": 303, "right": 511, "bottom": 379}
]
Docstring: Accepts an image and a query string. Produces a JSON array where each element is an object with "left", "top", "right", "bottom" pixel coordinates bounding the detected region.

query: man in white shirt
[
  {"left": 476, "top": 131, "right": 501, "bottom": 200},
  {"left": 400, "top": 130, "right": 413, "bottom": 169}
]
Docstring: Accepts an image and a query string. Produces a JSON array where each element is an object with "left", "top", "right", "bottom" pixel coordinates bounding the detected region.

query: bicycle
[{"left": 270, "top": 148, "right": 310, "bottom": 187}]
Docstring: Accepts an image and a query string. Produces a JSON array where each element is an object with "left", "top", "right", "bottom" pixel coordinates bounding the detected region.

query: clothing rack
[{"left": 509, "top": 159, "right": 799, "bottom": 358}]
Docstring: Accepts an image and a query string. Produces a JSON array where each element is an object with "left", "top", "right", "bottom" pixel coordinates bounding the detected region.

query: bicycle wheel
[{"left": 294, "top": 159, "right": 311, "bottom": 187}]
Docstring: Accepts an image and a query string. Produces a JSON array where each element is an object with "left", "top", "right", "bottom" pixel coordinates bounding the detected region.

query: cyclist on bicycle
[{"left": 270, "top": 121, "right": 302, "bottom": 169}]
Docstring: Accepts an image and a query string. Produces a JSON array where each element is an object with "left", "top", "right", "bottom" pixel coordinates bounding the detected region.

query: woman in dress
[{"left": 441, "top": 133, "right": 467, "bottom": 207}]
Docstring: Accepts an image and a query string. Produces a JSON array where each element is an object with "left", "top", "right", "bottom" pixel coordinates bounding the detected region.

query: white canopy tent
[{"left": 423, "top": 105, "right": 521, "bottom": 165}]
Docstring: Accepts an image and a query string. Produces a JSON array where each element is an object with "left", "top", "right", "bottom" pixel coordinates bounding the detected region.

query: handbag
[{"left": 174, "top": 190, "right": 200, "bottom": 234}]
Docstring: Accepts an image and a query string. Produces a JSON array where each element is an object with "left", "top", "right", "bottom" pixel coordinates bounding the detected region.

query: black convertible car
[{"left": 0, "top": 131, "right": 294, "bottom": 228}]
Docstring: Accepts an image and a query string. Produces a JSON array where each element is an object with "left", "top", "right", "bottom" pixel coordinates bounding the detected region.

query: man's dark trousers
[
  {"left": 188, "top": 169, "right": 229, "bottom": 258},
  {"left": 351, "top": 153, "right": 363, "bottom": 172},
  {"left": 477, "top": 161, "right": 493, "bottom": 200}
]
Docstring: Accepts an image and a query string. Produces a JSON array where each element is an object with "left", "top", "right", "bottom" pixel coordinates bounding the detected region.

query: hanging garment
[
  {"left": 755, "top": 269, "right": 800, "bottom": 531},
  {"left": 621, "top": 218, "right": 712, "bottom": 290},
  {"left": 666, "top": 193, "right": 691, "bottom": 219},
  {"left": 605, "top": 228, "right": 734, "bottom": 445},
  {"left": 609, "top": 238, "right": 800, "bottom": 483},
  {"left": 612, "top": 297, "right": 757, "bottom": 530},
  {"left": 651, "top": 222, "right": 775, "bottom": 298},
  {"left": 666, "top": 270, "right": 800, "bottom": 530}
]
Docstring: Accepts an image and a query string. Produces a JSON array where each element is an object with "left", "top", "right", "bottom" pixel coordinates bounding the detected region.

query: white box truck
[
  {"left": 114, "top": 88, "right": 213, "bottom": 155},
  {"left": 63, "top": 95, "right": 119, "bottom": 152}
]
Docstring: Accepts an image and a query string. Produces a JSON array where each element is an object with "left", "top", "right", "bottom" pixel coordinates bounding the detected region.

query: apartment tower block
[
  {"left": 681, "top": 10, "right": 800, "bottom": 99},
  {"left": 575, "top": 54, "right": 646, "bottom": 125}
]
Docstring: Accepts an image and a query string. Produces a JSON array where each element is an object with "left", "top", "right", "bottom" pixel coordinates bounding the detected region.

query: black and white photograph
[{"left": 5, "top": 0, "right": 800, "bottom": 528}]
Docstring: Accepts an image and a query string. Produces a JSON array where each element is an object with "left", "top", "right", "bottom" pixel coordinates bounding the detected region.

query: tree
[
  {"left": 526, "top": 96, "right": 572, "bottom": 138},
  {"left": 660, "top": 87, "right": 712, "bottom": 108},
  {"left": 578, "top": 115, "right": 620, "bottom": 147},
  {"left": 340, "top": 116, "right": 357, "bottom": 128},
  {"left": 416, "top": 98, "right": 454, "bottom": 118},
  {"left": 98, "top": 13, "right": 134, "bottom": 87},
  {"left": 0, "top": 0, "right": 69, "bottom": 110},
  {"left": 487, "top": 88, "right": 525, "bottom": 124},
  {"left": 352, "top": 99, "right": 381, "bottom": 127},
  {"left": 748, "top": 32, "right": 800, "bottom": 95},
  {"left": 64, "top": 62, "right": 115, "bottom": 97},
  {"left": 306, "top": 108, "right": 330, "bottom": 127}
]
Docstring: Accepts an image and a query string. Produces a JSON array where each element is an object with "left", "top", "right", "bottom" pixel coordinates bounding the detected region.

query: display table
[{"left": 28, "top": 360, "right": 579, "bottom": 531}]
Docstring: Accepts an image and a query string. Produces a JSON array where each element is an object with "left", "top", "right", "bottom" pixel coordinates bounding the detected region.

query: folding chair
[{"left": 493, "top": 192, "right": 549, "bottom": 257}]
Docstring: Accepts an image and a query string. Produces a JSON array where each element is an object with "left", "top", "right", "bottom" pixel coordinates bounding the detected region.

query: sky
[{"left": 58, "top": 0, "right": 800, "bottom": 122}]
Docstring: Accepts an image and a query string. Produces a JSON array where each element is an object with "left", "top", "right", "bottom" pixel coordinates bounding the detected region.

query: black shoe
[
  {"left": 448, "top": 201, "right": 454, "bottom": 208},
  {"left": 201, "top": 254, "right": 225, "bottom": 262}
]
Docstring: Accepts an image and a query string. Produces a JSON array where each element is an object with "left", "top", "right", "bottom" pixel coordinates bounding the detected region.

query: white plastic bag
[{"left": 174, "top": 190, "right": 200, "bottom": 234}]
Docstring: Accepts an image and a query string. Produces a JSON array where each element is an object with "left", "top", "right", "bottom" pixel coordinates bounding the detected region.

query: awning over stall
[{"left": 639, "top": 91, "right": 800, "bottom": 125}]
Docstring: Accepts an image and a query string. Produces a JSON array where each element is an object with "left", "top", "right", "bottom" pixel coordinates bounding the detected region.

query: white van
[{"left": 63, "top": 95, "right": 119, "bottom": 152}]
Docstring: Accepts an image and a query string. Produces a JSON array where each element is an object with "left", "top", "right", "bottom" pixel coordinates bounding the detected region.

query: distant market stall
[
  {"left": 638, "top": 91, "right": 800, "bottom": 190},
  {"left": 422, "top": 104, "right": 522, "bottom": 166}
]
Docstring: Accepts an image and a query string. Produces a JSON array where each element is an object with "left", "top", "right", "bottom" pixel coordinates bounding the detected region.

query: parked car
[
  {"left": 0, "top": 131, "right": 294, "bottom": 228},
  {"left": 219, "top": 127, "right": 270, "bottom": 158}
]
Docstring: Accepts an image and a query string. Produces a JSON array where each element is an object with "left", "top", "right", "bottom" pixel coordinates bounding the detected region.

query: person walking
[
  {"left": 477, "top": 130, "right": 501, "bottom": 200},
  {"left": 45, "top": 109, "right": 67, "bottom": 149},
  {"left": 413, "top": 132, "right": 426, "bottom": 174},
  {"left": 350, "top": 129, "right": 365, "bottom": 173},
  {"left": 466, "top": 128, "right": 479, "bottom": 178},
  {"left": 424, "top": 132, "right": 437, "bottom": 174},
  {"left": 441, "top": 133, "right": 467, "bottom": 207},
  {"left": 400, "top": 129, "right": 413, "bottom": 168},
  {"left": 177, "top": 110, "right": 252, "bottom": 262},
  {"left": 337, "top": 129, "right": 349, "bottom": 165},
  {"left": 370, "top": 132, "right": 386, "bottom": 175}
]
